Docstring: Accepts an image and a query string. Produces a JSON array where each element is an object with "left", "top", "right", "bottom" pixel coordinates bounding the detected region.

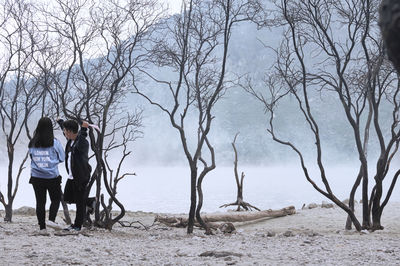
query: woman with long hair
[{"left": 28, "top": 117, "right": 65, "bottom": 234}]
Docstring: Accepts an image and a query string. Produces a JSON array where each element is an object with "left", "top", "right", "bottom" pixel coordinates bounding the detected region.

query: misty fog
[{"left": 1, "top": 3, "right": 400, "bottom": 216}]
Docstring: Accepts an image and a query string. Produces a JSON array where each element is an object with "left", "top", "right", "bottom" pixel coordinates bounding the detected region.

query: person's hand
[{"left": 81, "top": 121, "right": 89, "bottom": 128}]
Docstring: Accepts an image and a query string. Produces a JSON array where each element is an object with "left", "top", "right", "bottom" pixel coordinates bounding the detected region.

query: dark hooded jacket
[{"left": 58, "top": 119, "right": 91, "bottom": 191}]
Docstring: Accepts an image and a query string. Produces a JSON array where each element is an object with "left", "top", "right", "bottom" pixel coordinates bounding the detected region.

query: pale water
[{"left": 3, "top": 164, "right": 400, "bottom": 213}]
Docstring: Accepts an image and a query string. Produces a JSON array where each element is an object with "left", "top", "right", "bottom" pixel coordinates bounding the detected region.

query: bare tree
[
  {"left": 246, "top": 0, "right": 400, "bottom": 231},
  {"left": 220, "top": 133, "right": 260, "bottom": 211},
  {"left": 134, "top": 0, "right": 261, "bottom": 234},
  {"left": 0, "top": 0, "right": 44, "bottom": 222},
  {"left": 32, "top": 6, "right": 85, "bottom": 225},
  {"left": 37, "top": 0, "right": 159, "bottom": 229}
]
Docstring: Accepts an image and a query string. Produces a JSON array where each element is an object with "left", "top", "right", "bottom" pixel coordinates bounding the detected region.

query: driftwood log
[{"left": 155, "top": 206, "right": 296, "bottom": 231}]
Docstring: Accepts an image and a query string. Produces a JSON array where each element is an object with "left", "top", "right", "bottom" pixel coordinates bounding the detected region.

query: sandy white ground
[{"left": 1, "top": 202, "right": 400, "bottom": 265}]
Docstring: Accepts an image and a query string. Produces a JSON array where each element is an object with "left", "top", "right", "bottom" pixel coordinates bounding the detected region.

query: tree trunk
[
  {"left": 6, "top": 146, "right": 14, "bottom": 222},
  {"left": 362, "top": 173, "right": 370, "bottom": 228},
  {"left": 195, "top": 183, "right": 212, "bottom": 235},
  {"left": 371, "top": 208, "right": 383, "bottom": 230},
  {"left": 371, "top": 179, "right": 384, "bottom": 230},
  {"left": 61, "top": 193, "right": 72, "bottom": 225},
  {"left": 236, "top": 173, "right": 244, "bottom": 211},
  {"left": 346, "top": 167, "right": 363, "bottom": 230},
  {"left": 187, "top": 165, "right": 197, "bottom": 234},
  {"left": 4, "top": 204, "right": 12, "bottom": 222},
  {"left": 94, "top": 168, "right": 102, "bottom": 223}
]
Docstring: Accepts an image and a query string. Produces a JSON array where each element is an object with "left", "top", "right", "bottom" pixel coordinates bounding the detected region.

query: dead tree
[
  {"left": 246, "top": 0, "right": 400, "bottom": 231},
  {"left": 220, "top": 133, "right": 260, "bottom": 211},
  {"left": 0, "top": 0, "right": 43, "bottom": 222},
  {"left": 37, "top": 0, "right": 157, "bottom": 229},
  {"left": 134, "top": 0, "right": 262, "bottom": 234}
]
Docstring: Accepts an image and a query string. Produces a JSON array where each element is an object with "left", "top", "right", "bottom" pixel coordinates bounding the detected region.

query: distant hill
[{"left": 130, "top": 20, "right": 388, "bottom": 167}]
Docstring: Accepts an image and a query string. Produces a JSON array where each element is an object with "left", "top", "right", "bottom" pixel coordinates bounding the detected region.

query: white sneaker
[
  {"left": 47, "top": 220, "right": 63, "bottom": 231},
  {"left": 38, "top": 229, "right": 50, "bottom": 236}
]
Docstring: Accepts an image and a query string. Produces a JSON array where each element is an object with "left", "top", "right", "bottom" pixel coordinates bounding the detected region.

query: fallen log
[
  {"left": 155, "top": 206, "right": 296, "bottom": 227},
  {"left": 199, "top": 251, "right": 243, "bottom": 258}
]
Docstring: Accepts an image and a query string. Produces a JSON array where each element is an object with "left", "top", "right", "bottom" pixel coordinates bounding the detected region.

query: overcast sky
[{"left": 164, "top": 0, "right": 182, "bottom": 14}]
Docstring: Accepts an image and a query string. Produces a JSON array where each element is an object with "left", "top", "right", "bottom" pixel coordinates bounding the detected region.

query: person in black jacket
[{"left": 57, "top": 119, "right": 95, "bottom": 231}]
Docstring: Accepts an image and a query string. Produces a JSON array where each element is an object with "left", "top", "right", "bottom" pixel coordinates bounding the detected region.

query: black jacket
[{"left": 58, "top": 120, "right": 91, "bottom": 190}]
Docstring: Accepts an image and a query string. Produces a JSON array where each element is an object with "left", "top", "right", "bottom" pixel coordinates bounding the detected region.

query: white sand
[{"left": 2, "top": 203, "right": 400, "bottom": 265}]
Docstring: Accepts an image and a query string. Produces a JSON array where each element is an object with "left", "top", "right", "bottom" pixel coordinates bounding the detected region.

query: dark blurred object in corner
[{"left": 379, "top": 0, "right": 400, "bottom": 73}]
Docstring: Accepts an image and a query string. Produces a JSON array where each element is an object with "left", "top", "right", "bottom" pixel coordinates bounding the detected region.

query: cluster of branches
[
  {"left": 0, "top": 0, "right": 262, "bottom": 233},
  {"left": 34, "top": 0, "right": 163, "bottom": 229},
  {"left": 0, "top": 0, "right": 161, "bottom": 228},
  {"left": 3, "top": 0, "right": 400, "bottom": 236},
  {"left": 245, "top": 0, "right": 400, "bottom": 231},
  {"left": 0, "top": 0, "right": 43, "bottom": 221},
  {"left": 133, "top": 0, "right": 262, "bottom": 234}
]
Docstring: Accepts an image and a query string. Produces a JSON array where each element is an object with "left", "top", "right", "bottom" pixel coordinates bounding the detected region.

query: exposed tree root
[
  {"left": 220, "top": 199, "right": 261, "bottom": 211},
  {"left": 118, "top": 220, "right": 150, "bottom": 230}
]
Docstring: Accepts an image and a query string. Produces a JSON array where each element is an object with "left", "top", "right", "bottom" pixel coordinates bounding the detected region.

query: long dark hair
[{"left": 28, "top": 117, "right": 54, "bottom": 148}]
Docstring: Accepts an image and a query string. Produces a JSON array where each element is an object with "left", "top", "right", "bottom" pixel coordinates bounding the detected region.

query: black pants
[
  {"left": 74, "top": 188, "right": 86, "bottom": 229},
  {"left": 64, "top": 180, "right": 95, "bottom": 229},
  {"left": 74, "top": 195, "right": 96, "bottom": 229},
  {"left": 30, "top": 176, "right": 62, "bottom": 230}
]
